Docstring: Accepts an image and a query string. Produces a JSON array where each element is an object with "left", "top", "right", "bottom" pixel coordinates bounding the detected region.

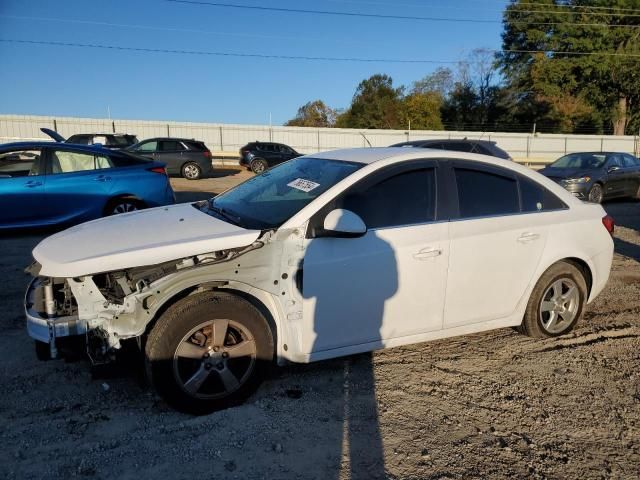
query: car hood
[
  {"left": 33, "top": 203, "right": 262, "bottom": 277},
  {"left": 538, "top": 167, "right": 600, "bottom": 180}
]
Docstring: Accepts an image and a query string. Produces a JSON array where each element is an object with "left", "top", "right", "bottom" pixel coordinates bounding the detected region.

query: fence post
[
  {"left": 219, "top": 126, "right": 224, "bottom": 151},
  {"left": 53, "top": 119, "right": 58, "bottom": 132},
  {"left": 600, "top": 137, "right": 604, "bottom": 152},
  {"left": 317, "top": 129, "right": 321, "bottom": 152},
  {"left": 564, "top": 136, "right": 568, "bottom": 154},
  {"left": 167, "top": 124, "right": 170, "bottom": 137},
  {"left": 112, "top": 121, "right": 116, "bottom": 133},
  {"left": 526, "top": 135, "right": 530, "bottom": 158}
]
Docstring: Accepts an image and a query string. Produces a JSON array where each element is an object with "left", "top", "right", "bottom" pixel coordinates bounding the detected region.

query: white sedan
[{"left": 25, "top": 148, "right": 614, "bottom": 414}]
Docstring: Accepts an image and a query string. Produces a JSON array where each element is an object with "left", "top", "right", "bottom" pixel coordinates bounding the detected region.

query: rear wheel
[
  {"left": 250, "top": 158, "right": 268, "bottom": 174},
  {"left": 145, "top": 292, "right": 273, "bottom": 414},
  {"left": 181, "top": 162, "right": 202, "bottom": 180},
  {"left": 519, "top": 261, "right": 588, "bottom": 338},
  {"left": 105, "top": 197, "right": 141, "bottom": 216},
  {"left": 588, "top": 183, "right": 603, "bottom": 203}
]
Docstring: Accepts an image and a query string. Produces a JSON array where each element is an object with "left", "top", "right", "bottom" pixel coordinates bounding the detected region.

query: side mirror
[
  {"left": 608, "top": 165, "right": 620, "bottom": 173},
  {"left": 320, "top": 209, "right": 366, "bottom": 238}
]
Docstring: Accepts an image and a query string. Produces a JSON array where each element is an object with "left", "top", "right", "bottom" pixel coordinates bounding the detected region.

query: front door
[
  {"left": 0, "top": 147, "right": 47, "bottom": 227},
  {"left": 301, "top": 161, "right": 449, "bottom": 354}
]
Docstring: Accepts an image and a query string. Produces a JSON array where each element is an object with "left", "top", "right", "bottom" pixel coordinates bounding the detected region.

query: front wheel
[
  {"left": 519, "top": 261, "right": 588, "bottom": 338},
  {"left": 250, "top": 158, "right": 268, "bottom": 174},
  {"left": 145, "top": 292, "right": 274, "bottom": 414},
  {"left": 588, "top": 183, "right": 603, "bottom": 203}
]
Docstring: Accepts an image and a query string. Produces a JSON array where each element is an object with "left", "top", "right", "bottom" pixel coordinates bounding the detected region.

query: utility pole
[{"left": 532, "top": 122, "right": 536, "bottom": 135}]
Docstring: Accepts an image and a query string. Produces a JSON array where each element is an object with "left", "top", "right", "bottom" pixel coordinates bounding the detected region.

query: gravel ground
[{"left": 0, "top": 171, "right": 638, "bottom": 480}]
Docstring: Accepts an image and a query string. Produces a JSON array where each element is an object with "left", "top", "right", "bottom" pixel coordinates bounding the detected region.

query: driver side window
[{"left": 339, "top": 168, "right": 436, "bottom": 229}]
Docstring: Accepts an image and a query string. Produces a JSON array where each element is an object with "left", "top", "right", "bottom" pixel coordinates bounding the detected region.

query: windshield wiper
[{"left": 208, "top": 199, "right": 242, "bottom": 225}]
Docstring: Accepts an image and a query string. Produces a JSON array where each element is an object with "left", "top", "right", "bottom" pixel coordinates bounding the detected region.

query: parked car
[
  {"left": 126, "top": 137, "right": 212, "bottom": 180},
  {"left": 390, "top": 139, "right": 512, "bottom": 160},
  {"left": 538, "top": 152, "right": 640, "bottom": 203},
  {"left": 25, "top": 148, "right": 613, "bottom": 414},
  {"left": 0, "top": 141, "right": 175, "bottom": 229},
  {"left": 239, "top": 141, "right": 301, "bottom": 173},
  {"left": 41, "top": 128, "right": 138, "bottom": 149}
]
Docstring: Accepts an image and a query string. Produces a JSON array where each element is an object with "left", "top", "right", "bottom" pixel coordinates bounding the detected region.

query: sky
[{"left": 0, "top": 0, "right": 508, "bottom": 125}]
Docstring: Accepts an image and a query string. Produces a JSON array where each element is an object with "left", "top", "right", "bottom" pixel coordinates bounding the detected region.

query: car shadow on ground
[
  {"left": 168, "top": 167, "right": 243, "bottom": 181},
  {"left": 174, "top": 191, "right": 217, "bottom": 203}
]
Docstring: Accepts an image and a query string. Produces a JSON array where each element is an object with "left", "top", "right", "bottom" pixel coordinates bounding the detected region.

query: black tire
[
  {"left": 519, "top": 261, "right": 588, "bottom": 338},
  {"left": 35, "top": 340, "right": 51, "bottom": 361},
  {"left": 588, "top": 183, "right": 604, "bottom": 203},
  {"left": 104, "top": 197, "right": 142, "bottom": 216},
  {"left": 181, "top": 162, "right": 202, "bottom": 180},
  {"left": 145, "top": 291, "right": 274, "bottom": 414},
  {"left": 250, "top": 158, "right": 268, "bottom": 174}
]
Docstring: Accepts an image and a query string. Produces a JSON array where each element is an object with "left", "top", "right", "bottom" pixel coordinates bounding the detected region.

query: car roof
[
  {"left": 141, "top": 137, "right": 202, "bottom": 142},
  {"left": 0, "top": 141, "right": 123, "bottom": 155},
  {"left": 310, "top": 147, "right": 509, "bottom": 165},
  {"left": 69, "top": 133, "right": 135, "bottom": 136}
]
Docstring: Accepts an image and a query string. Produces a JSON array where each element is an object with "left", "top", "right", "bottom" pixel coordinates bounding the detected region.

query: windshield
[
  {"left": 549, "top": 153, "right": 607, "bottom": 169},
  {"left": 204, "top": 157, "right": 362, "bottom": 229}
]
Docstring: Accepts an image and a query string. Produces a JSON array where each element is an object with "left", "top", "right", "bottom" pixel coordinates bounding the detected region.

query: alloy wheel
[
  {"left": 588, "top": 184, "right": 603, "bottom": 203},
  {"left": 111, "top": 202, "right": 138, "bottom": 215},
  {"left": 183, "top": 164, "right": 201, "bottom": 180},
  {"left": 539, "top": 278, "right": 580, "bottom": 334}
]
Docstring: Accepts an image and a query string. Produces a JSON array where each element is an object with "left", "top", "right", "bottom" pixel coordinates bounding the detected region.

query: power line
[
  {"left": 165, "top": 0, "right": 640, "bottom": 28},
  {"left": 2, "top": 38, "right": 640, "bottom": 61}
]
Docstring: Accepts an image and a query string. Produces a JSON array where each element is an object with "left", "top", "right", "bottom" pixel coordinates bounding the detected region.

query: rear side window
[
  {"left": 50, "top": 150, "right": 112, "bottom": 174},
  {"left": 160, "top": 141, "right": 185, "bottom": 152},
  {"left": 184, "top": 141, "right": 207, "bottom": 151},
  {"left": 137, "top": 141, "right": 158, "bottom": 152},
  {"left": 0, "top": 149, "right": 42, "bottom": 177},
  {"left": 342, "top": 168, "right": 436, "bottom": 229},
  {"left": 454, "top": 168, "right": 519, "bottom": 218},
  {"left": 67, "top": 135, "right": 91, "bottom": 145},
  {"left": 519, "top": 176, "right": 567, "bottom": 212}
]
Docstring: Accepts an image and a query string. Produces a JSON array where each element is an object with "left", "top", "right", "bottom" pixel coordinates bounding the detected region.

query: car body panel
[
  {"left": 239, "top": 142, "right": 301, "bottom": 169},
  {"left": 126, "top": 138, "right": 212, "bottom": 176},
  {"left": 33, "top": 202, "right": 262, "bottom": 277}
]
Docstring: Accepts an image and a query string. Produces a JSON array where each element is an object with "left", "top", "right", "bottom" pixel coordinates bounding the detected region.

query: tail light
[
  {"left": 602, "top": 215, "right": 615, "bottom": 236},
  {"left": 203, "top": 150, "right": 212, "bottom": 158},
  {"left": 149, "top": 166, "right": 167, "bottom": 175}
]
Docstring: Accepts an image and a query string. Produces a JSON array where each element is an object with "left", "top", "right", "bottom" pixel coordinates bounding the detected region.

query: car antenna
[
  {"left": 359, "top": 132, "right": 372, "bottom": 148},
  {"left": 470, "top": 126, "right": 489, "bottom": 155}
]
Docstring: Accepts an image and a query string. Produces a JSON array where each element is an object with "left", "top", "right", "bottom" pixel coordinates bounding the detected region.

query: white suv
[{"left": 25, "top": 148, "right": 614, "bottom": 414}]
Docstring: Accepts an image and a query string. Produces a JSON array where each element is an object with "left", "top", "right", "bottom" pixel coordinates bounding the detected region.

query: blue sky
[{"left": 0, "top": 0, "right": 507, "bottom": 125}]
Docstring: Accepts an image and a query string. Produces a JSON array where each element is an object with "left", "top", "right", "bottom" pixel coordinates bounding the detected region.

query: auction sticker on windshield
[{"left": 287, "top": 178, "right": 320, "bottom": 193}]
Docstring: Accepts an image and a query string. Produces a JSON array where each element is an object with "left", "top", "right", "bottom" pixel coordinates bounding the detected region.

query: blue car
[{"left": 0, "top": 141, "right": 175, "bottom": 229}]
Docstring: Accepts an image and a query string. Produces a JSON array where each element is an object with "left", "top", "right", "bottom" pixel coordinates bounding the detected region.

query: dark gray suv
[
  {"left": 390, "top": 139, "right": 512, "bottom": 160},
  {"left": 127, "top": 138, "right": 212, "bottom": 180},
  {"left": 239, "top": 142, "right": 301, "bottom": 174}
]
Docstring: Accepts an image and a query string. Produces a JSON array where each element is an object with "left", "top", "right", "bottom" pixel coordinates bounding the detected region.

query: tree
[
  {"left": 499, "top": 0, "right": 640, "bottom": 135},
  {"left": 336, "top": 74, "right": 404, "bottom": 129},
  {"left": 285, "top": 100, "right": 337, "bottom": 127},
  {"left": 412, "top": 67, "right": 454, "bottom": 98},
  {"left": 400, "top": 91, "right": 444, "bottom": 130}
]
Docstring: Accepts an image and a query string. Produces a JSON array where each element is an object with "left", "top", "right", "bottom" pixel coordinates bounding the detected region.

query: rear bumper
[{"left": 25, "top": 278, "right": 85, "bottom": 344}]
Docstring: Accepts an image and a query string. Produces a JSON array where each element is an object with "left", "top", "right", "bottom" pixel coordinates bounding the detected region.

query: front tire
[
  {"left": 145, "top": 292, "right": 274, "bottom": 414},
  {"left": 588, "top": 183, "right": 603, "bottom": 203},
  {"left": 250, "top": 158, "right": 268, "bottom": 174},
  {"left": 519, "top": 261, "right": 588, "bottom": 338}
]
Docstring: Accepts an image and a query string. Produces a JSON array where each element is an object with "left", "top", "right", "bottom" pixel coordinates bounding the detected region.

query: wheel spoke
[
  {"left": 545, "top": 312, "right": 558, "bottom": 331},
  {"left": 183, "top": 365, "right": 211, "bottom": 395},
  {"left": 226, "top": 340, "right": 256, "bottom": 359},
  {"left": 540, "top": 300, "right": 555, "bottom": 313},
  {"left": 551, "top": 280, "right": 564, "bottom": 300},
  {"left": 176, "top": 341, "right": 207, "bottom": 360},
  {"left": 218, "top": 367, "right": 240, "bottom": 392},
  {"left": 211, "top": 319, "right": 229, "bottom": 348},
  {"left": 562, "top": 285, "right": 576, "bottom": 302}
]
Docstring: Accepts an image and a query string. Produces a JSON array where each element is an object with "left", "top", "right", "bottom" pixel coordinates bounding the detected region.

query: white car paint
[
  {"left": 28, "top": 147, "right": 614, "bottom": 368},
  {"left": 33, "top": 202, "right": 261, "bottom": 277}
]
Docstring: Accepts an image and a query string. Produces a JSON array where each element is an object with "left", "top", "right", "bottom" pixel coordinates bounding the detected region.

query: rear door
[
  {"left": 43, "top": 147, "right": 115, "bottom": 223},
  {"left": 130, "top": 140, "right": 159, "bottom": 161},
  {"left": 157, "top": 140, "right": 186, "bottom": 174},
  {"left": 0, "top": 147, "right": 47, "bottom": 227},
  {"left": 621, "top": 154, "right": 640, "bottom": 197},
  {"left": 443, "top": 161, "right": 552, "bottom": 328},
  {"left": 604, "top": 154, "right": 627, "bottom": 197}
]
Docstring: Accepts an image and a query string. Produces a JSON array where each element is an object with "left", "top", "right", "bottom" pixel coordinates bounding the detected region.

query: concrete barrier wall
[{"left": 1, "top": 114, "right": 638, "bottom": 165}]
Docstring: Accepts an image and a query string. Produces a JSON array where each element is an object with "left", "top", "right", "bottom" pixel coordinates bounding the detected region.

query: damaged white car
[{"left": 26, "top": 148, "right": 614, "bottom": 414}]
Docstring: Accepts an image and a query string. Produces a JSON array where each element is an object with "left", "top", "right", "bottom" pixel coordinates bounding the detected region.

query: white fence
[{"left": 1, "top": 114, "right": 638, "bottom": 165}]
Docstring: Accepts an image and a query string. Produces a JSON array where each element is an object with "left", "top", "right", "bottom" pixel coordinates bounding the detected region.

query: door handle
[
  {"left": 24, "top": 180, "right": 42, "bottom": 188},
  {"left": 413, "top": 247, "right": 442, "bottom": 260},
  {"left": 517, "top": 232, "right": 540, "bottom": 243}
]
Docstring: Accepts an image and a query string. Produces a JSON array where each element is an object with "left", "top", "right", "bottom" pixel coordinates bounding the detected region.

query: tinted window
[
  {"left": 184, "top": 141, "right": 207, "bottom": 151},
  {"left": 342, "top": 169, "right": 436, "bottom": 229},
  {"left": 446, "top": 142, "right": 475, "bottom": 153},
  {"left": 67, "top": 135, "right": 91, "bottom": 145},
  {"left": 519, "top": 176, "right": 566, "bottom": 212},
  {"left": 0, "top": 149, "right": 42, "bottom": 177},
  {"left": 550, "top": 153, "right": 607, "bottom": 169},
  {"left": 137, "top": 141, "right": 158, "bottom": 152},
  {"left": 621, "top": 155, "right": 636, "bottom": 168},
  {"left": 50, "top": 150, "right": 112, "bottom": 174},
  {"left": 160, "top": 140, "right": 185, "bottom": 152},
  {"left": 107, "top": 135, "right": 137, "bottom": 146},
  {"left": 455, "top": 168, "right": 519, "bottom": 218}
]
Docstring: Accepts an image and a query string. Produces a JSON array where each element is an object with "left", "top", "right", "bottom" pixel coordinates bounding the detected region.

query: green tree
[
  {"left": 285, "top": 100, "right": 337, "bottom": 127},
  {"left": 336, "top": 74, "right": 404, "bottom": 129},
  {"left": 499, "top": 0, "right": 640, "bottom": 134},
  {"left": 400, "top": 91, "right": 444, "bottom": 130}
]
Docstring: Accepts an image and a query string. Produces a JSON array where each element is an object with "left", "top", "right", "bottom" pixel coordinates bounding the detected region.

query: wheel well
[
  {"left": 563, "top": 257, "right": 593, "bottom": 297},
  {"left": 143, "top": 286, "right": 278, "bottom": 357},
  {"left": 103, "top": 194, "right": 145, "bottom": 215}
]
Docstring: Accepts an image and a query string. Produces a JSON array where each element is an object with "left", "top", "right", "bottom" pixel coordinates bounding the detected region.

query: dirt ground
[{"left": 0, "top": 169, "right": 638, "bottom": 480}]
